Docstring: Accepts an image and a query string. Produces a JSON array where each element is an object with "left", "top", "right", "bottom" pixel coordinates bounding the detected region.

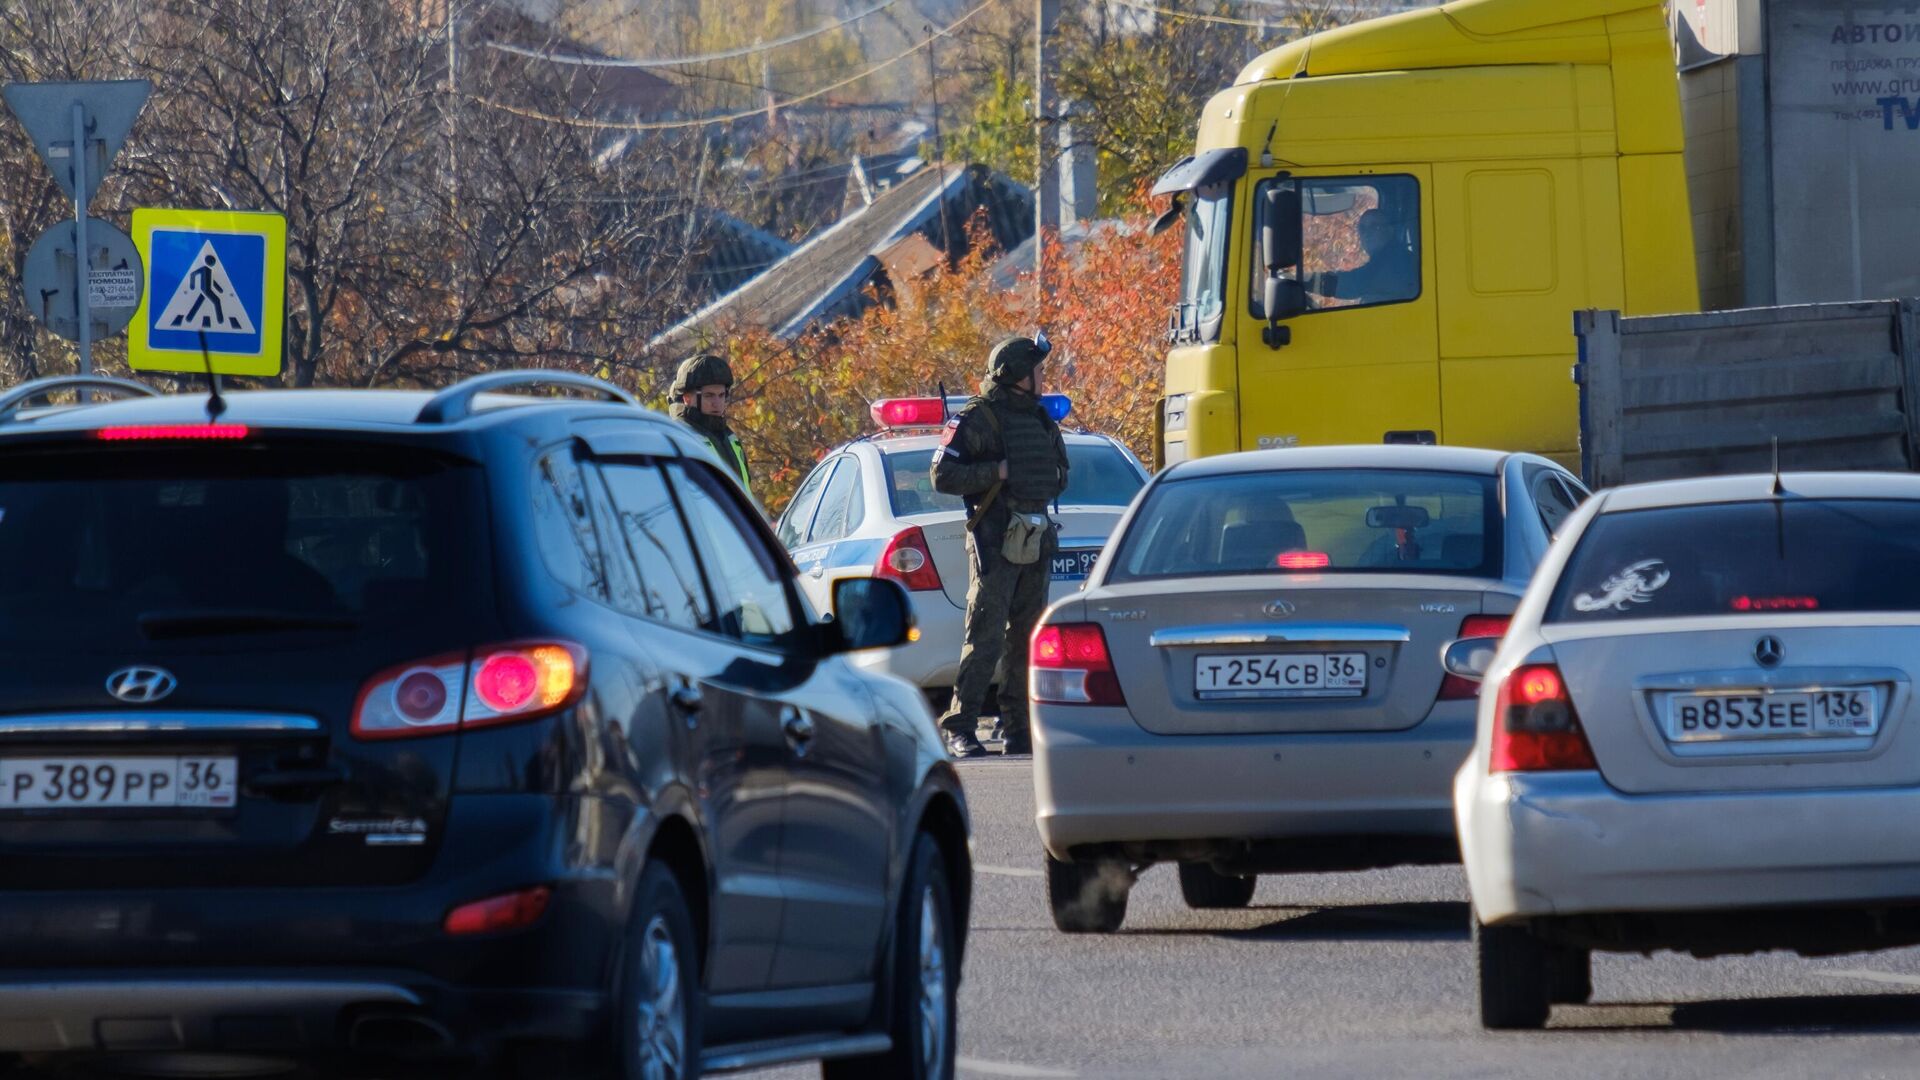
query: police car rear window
[{"left": 883, "top": 443, "right": 1142, "bottom": 517}]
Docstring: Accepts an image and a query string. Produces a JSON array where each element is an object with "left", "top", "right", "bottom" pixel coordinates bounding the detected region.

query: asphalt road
[
  {"left": 28, "top": 755, "right": 1920, "bottom": 1079},
  {"left": 748, "top": 756, "right": 1920, "bottom": 1080}
]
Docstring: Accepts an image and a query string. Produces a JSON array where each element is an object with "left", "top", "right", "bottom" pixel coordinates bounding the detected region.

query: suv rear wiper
[{"left": 138, "top": 609, "right": 359, "bottom": 639}]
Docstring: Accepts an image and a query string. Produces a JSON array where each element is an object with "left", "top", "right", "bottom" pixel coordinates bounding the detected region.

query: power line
[
  {"left": 1101, "top": 0, "right": 1273, "bottom": 28},
  {"left": 484, "top": 0, "right": 900, "bottom": 69},
  {"left": 472, "top": 0, "right": 1000, "bottom": 133}
]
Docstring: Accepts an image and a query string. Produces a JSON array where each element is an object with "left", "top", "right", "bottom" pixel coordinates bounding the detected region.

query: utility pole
[
  {"left": 1034, "top": 0, "right": 1061, "bottom": 306},
  {"left": 926, "top": 23, "right": 952, "bottom": 258}
]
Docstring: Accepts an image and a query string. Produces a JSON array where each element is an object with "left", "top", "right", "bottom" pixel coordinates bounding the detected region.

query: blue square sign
[{"left": 129, "top": 208, "right": 285, "bottom": 377}]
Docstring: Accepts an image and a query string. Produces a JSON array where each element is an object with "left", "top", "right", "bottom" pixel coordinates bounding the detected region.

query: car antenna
[
  {"left": 938, "top": 380, "right": 948, "bottom": 421},
  {"left": 196, "top": 329, "right": 226, "bottom": 422},
  {"left": 1770, "top": 435, "right": 1784, "bottom": 496}
]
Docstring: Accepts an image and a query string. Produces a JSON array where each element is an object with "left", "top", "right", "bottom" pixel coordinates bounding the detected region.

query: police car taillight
[
  {"left": 871, "top": 398, "right": 946, "bottom": 429},
  {"left": 876, "top": 527, "right": 942, "bottom": 591}
]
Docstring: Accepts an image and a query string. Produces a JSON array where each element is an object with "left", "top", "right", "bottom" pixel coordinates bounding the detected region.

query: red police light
[{"left": 870, "top": 398, "right": 946, "bottom": 429}]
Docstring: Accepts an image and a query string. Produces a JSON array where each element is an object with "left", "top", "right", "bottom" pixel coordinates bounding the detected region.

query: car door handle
[
  {"left": 669, "top": 678, "right": 703, "bottom": 715},
  {"left": 781, "top": 706, "right": 815, "bottom": 747}
]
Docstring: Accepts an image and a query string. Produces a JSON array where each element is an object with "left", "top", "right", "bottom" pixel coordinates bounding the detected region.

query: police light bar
[
  {"left": 935, "top": 394, "right": 1073, "bottom": 423},
  {"left": 871, "top": 398, "right": 946, "bottom": 429}
]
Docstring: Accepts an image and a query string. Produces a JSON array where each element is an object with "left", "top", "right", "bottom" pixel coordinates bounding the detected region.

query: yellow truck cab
[{"left": 1155, "top": 0, "right": 1700, "bottom": 469}]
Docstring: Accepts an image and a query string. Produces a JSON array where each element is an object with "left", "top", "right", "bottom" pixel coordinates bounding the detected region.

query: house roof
[{"left": 650, "top": 163, "right": 1033, "bottom": 357}]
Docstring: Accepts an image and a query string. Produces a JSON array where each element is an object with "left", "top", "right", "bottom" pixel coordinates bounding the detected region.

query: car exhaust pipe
[{"left": 346, "top": 1013, "right": 455, "bottom": 1054}]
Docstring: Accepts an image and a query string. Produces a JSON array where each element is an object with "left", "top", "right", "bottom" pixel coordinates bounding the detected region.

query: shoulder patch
[{"left": 939, "top": 415, "right": 963, "bottom": 447}]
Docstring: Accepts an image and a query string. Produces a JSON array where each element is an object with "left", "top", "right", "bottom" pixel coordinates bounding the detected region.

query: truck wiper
[{"left": 138, "top": 609, "right": 359, "bottom": 639}]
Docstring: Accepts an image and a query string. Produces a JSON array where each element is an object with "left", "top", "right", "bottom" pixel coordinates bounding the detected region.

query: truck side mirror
[
  {"left": 1260, "top": 186, "right": 1302, "bottom": 275},
  {"left": 1260, "top": 187, "right": 1305, "bottom": 347}
]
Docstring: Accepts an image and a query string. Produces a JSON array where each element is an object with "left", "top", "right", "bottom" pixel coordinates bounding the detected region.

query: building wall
[{"left": 1681, "top": 58, "right": 1747, "bottom": 310}]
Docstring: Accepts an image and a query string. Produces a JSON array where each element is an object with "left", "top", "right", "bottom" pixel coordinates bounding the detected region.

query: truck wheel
[
  {"left": 1176, "top": 862, "right": 1256, "bottom": 910},
  {"left": 1474, "top": 915, "right": 1551, "bottom": 1030},
  {"left": 1045, "top": 855, "right": 1130, "bottom": 934},
  {"left": 618, "top": 862, "right": 703, "bottom": 1080},
  {"left": 823, "top": 831, "right": 957, "bottom": 1080},
  {"left": 1548, "top": 944, "right": 1593, "bottom": 1005}
]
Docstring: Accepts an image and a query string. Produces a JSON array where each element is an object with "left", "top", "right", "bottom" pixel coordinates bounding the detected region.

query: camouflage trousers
[{"left": 939, "top": 522, "right": 1057, "bottom": 739}]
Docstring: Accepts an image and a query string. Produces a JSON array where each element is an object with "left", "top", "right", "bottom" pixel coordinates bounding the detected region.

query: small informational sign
[
  {"left": 20, "top": 217, "right": 143, "bottom": 342},
  {"left": 127, "top": 207, "right": 286, "bottom": 377}
]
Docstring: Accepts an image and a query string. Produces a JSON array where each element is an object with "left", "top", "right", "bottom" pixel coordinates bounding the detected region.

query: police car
[{"left": 778, "top": 395, "right": 1150, "bottom": 711}]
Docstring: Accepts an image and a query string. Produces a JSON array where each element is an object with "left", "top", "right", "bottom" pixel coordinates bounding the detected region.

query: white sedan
[
  {"left": 777, "top": 396, "right": 1148, "bottom": 716},
  {"left": 1452, "top": 470, "right": 1920, "bottom": 1029}
]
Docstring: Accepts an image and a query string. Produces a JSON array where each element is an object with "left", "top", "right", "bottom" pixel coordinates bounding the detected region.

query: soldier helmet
[
  {"left": 988, "top": 335, "right": 1052, "bottom": 386},
  {"left": 671, "top": 353, "right": 733, "bottom": 398}
]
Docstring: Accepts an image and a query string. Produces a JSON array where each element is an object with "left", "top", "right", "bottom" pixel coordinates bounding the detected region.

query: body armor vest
[{"left": 991, "top": 396, "right": 1066, "bottom": 509}]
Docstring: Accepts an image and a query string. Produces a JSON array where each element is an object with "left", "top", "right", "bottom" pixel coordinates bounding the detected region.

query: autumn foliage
[{"left": 714, "top": 207, "right": 1181, "bottom": 512}]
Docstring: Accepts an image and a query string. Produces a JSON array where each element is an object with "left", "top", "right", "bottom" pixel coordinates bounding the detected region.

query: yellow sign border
[{"left": 128, "top": 207, "right": 286, "bottom": 377}]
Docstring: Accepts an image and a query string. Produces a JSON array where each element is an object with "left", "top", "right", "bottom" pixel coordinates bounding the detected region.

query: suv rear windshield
[
  {"left": 0, "top": 446, "right": 486, "bottom": 647},
  {"left": 883, "top": 442, "right": 1144, "bottom": 517},
  {"left": 1548, "top": 499, "right": 1920, "bottom": 623},
  {"left": 1110, "top": 468, "right": 1501, "bottom": 582}
]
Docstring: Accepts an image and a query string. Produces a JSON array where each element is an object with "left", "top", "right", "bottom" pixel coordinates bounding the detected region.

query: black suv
[{"left": 0, "top": 372, "right": 971, "bottom": 1080}]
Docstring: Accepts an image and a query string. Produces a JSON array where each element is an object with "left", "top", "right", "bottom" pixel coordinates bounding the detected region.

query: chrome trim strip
[
  {"left": 1150, "top": 623, "right": 1412, "bottom": 647},
  {"left": 702, "top": 1034, "right": 892, "bottom": 1072},
  {"left": 0, "top": 712, "right": 322, "bottom": 736}
]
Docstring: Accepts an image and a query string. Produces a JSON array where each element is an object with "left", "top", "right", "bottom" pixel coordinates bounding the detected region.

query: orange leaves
[{"left": 725, "top": 200, "right": 1179, "bottom": 512}]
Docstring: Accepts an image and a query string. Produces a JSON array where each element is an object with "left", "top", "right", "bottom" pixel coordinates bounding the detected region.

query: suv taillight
[
  {"left": 1031, "top": 623, "right": 1125, "bottom": 706},
  {"left": 875, "top": 527, "right": 943, "bottom": 591},
  {"left": 1439, "top": 615, "right": 1511, "bottom": 701},
  {"left": 353, "top": 641, "right": 587, "bottom": 740},
  {"left": 1488, "top": 663, "right": 1596, "bottom": 773}
]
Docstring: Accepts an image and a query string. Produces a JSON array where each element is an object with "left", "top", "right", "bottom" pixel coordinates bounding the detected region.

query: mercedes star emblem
[{"left": 1754, "top": 636, "right": 1784, "bottom": 669}]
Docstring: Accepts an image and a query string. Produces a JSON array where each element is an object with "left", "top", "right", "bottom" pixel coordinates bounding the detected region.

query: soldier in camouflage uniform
[
  {"left": 668, "top": 353, "right": 753, "bottom": 495},
  {"left": 932, "top": 335, "right": 1070, "bottom": 758}
]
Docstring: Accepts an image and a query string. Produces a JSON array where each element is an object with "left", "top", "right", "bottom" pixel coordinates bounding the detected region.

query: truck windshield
[{"left": 1174, "top": 182, "right": 1232, "bottom": 343}]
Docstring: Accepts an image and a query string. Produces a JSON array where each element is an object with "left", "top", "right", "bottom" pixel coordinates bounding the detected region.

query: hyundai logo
[
  {"left": 1263, "top": 599, "right": 1298, "bottom": 618},
  {"left": 106, "top": 666, "right": 177, "bottom": 704},
  {"left": 1754, "top": 636, "right": 1784, "bottom": 669}
]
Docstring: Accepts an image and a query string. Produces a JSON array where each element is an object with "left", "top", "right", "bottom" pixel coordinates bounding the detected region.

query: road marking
[
  {"left": 959, "top": 1056, "right": 1078, "bottom": 1078},
  {"left": 976, "top": 864, "right": 1044, "bottom": 879},
  {"left": 1813, "top": 968, "right": 1920, "bottom": 988}
]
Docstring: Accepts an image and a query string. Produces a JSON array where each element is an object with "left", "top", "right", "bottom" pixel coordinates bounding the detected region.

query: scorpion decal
[{"left": 1572, "top": 558, "right": 1671, "bottom": 613}]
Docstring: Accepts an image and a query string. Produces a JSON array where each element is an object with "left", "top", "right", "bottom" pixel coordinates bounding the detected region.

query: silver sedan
[
  {"left": 1454, "top": 471, "right": 1920, "bottom": 1029},
  {"left": 1031, "top": 445, "right": 1588, "bottom": 932}
]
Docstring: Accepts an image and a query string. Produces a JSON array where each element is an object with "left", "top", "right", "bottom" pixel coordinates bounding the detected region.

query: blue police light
[{"left": 1042, "top": 394, "right": 1073, "bottom": 422}]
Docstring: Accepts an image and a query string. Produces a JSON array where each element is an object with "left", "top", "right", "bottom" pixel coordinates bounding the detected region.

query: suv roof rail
[
  {"left": 0, "top": 375, "right": 160, "bottom": 421},
  {"left": 414, "top": 370, "right": 638, "bottom": 424}
]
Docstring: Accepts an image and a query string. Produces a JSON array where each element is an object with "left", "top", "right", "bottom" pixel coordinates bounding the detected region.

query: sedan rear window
[
  {"left": 1548, "top": 499, "right": 1920, "bottom": 622},
  {"left": 1110, "top": 468, "right": 1501, "bottom": 582},
  {"left": 0, "top": 447, "right": 485, "bottom": 647},
  {"left": 883, "top": 442, "right": 1144, "bottom": 517}
]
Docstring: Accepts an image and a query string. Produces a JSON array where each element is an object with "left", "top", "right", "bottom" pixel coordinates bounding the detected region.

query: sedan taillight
[
  {"left": 1489, "top": 663, "right": 1596, "bottom": 773},
  {"left": 1439, "top": 615, "right": 1511, "bottom": 701},
  {"left": 875, "top": 526, "right": 943, "bottom": 591},
  {"left": 1031, "top": 623, "right": 1126, "bottom": 706},
  {"left": 352, "top": 641, "right": 588, "bottom": 740}
]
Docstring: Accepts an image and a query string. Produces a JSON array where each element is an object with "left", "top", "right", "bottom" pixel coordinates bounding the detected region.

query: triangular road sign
[
  {"left": 154, "top": 240, "right": 257, "bottom": 335},
  {"left": 1, "top": 80, "right": 150, "bottom": 205}
]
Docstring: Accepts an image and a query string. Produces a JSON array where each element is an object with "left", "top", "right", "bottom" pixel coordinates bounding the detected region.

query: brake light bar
[
  {"left": 1276, "top": 551, "right": 1331, "bottom": 570},
  {"left": 352, "top": 641, "right": 587, "bottom": 740},
  {"left": 1732, "top": 595, "right": 1819, "bottom": 612},
  {"left": 98, "top": 424, "right": 250, "bottom": 441}
]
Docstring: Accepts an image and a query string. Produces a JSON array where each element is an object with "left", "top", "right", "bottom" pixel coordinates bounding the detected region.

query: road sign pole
[{"left": 71, "top": 101, "right": 92, "bottom": 388}]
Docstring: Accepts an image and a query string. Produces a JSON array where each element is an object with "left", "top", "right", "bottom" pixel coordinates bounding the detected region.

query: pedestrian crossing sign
[{"left": 128, "top": 207, "right": 285, "bottom": 377}]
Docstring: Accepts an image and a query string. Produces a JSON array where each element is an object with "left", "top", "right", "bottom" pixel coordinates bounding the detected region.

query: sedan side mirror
[
  {"left": 1441, "top": 637, "right": 1501, "bottom": 682},
  {"left": 828, "top": 578, "right": 914, "bottom": 653}
]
